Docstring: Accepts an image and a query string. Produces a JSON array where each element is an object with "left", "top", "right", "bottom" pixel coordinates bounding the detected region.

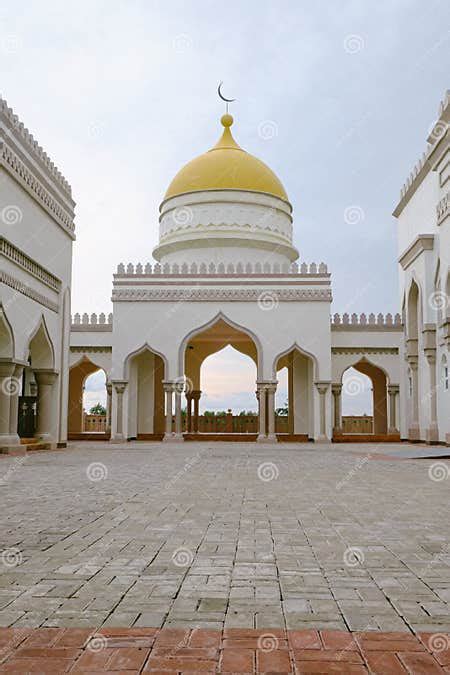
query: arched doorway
[
  {"left": 0, "top": 305, "right": 19, "bottom": 446},
  {"left": 274, "top": 346, "right": 315, "bottom": 440},
  {"left": 68, "top": 358, "right": 109, "bottom": 439},
  {"left": 25, "top": 318, "right": 57, "bottom": 443},
  {"left": 339, "top": 360, "right": 388, "bottom": 436},
  {"left": 125, "top": 346, "right": 166, "bottom": 440},
  {"left": 181, "top": 316, "right": 260, "bottom": 439}
]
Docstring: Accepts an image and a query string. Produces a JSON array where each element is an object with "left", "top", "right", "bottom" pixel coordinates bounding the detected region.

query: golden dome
[{"left": 164, "top": 114, "right": 288, "bottom": 201}]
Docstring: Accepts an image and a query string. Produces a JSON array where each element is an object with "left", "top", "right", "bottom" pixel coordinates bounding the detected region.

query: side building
[
  {"left": 394, "top": 91, "right": 450, "bottom": 445},
  {"left": 0, "top": 97, "right": 75, "bottom": 451}
]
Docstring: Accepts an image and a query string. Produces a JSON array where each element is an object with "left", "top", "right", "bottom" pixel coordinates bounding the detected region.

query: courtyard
[{"left": 0, "top": 442, "right": 449, "bottom": 671}]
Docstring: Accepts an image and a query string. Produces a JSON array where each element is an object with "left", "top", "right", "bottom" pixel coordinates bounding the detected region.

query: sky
[{"left": 1, "top": 0, "right": 448, "bottom": 412}]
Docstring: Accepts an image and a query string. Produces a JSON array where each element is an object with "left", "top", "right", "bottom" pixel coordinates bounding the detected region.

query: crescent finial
[{"left": 218, "top": 82, "right": 236, "bottom": 113}]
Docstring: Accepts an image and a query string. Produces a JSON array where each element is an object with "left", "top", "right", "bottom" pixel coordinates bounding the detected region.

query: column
[
  {"left": 105, "top": 382, "right": 112, "bottom": 434},
  {"left": 407, "top": 358, "right": 420, "bottom": 441},
  {"left": 185, "top": 392, "right": 193, "bottom": 432},
  {"left": 111, "top": 380, "right": 127, "bottom": 443},
  {"left": 191, "top": 390, "right": 201, "bottom": 433},
  {"left": 34, "top": 369, "right": 58, "bottom": 443},
  {"left": 174, "top": 381, "right": 184, "bottom": 439},
  {"left": 163, "top": 382, "right": 174, "bottom": 440},
  {"left": 425, "top": 353, "right": 439, "bottom": 443},
  {"left": 315, "top": 381, "right": 330, "bottom": 442},
  {"left": 387, "top": 384, "right": 399, "bottom": 435},
  {"left": 0, "top": 362, "right": 15, "bottom": 446},
  {"left": 331, "top": 384, "right": 342, "bottom": 435},
  {"left": 266, "top": 382, "right": 277, "bottom": 442},
  {"left": 8, "top": 363, "right": 24, "bottom": 446},
  {"left": 256, "top": 382, "right": 267, "bottom": 442}
]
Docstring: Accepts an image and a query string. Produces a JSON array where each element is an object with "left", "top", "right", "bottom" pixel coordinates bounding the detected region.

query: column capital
[
  {"left": 331, "top": 383, "right": 342, "bottom": 395},
  {"left": 106, "top": 382, "right": 112, "bottom": 395},
  {"left": 34, "top": 369, "right": 58, "bottom": 386},
  {"left": 190, "top": 389, "right": 202, "bottom": 401},
  {"left": 387, "top": 384, "right": 400, "bottom": 395},
  {"left": 424, "top": 348, "right": 437, "bottom": 364},
  {"left": 315, "top": 380, "right": 330, "bottom": 394},
  {"left": 111, "top": 379, "right": 127, "bottom": 394}
]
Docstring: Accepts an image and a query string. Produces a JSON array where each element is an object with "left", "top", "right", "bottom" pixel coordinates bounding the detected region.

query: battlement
[{"left": 71, "top": 313, "right": 112, "bottom": 331}]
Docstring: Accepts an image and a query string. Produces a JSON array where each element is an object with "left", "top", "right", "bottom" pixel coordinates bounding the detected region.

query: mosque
[{"left": 0, "top": 91, "right": 449, "bottom": 451}]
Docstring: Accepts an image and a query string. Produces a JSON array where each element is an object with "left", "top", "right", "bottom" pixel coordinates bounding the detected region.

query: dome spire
[{"left": 217, "top": 81, "right": 236, "bottom": 114}]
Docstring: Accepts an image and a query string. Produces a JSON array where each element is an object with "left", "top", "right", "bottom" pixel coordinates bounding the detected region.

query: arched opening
[
  {"left": 341, "top": 367, "right": 374, "bottom": 434},
  {"left": 275, "top": 346, "right": 315, "bottom": 440},
  {"left": 182, "top": 317, "right": 260, "bottom": 438},
  {"left": 68, "top": 358, "right": 108, "bottom": 438},
  {"left": 126, "top": 346, "right": 166, "bottom": 440},
  {"left": 23, "top": 318, "right": 56, "bottom": 442},
  {"left": 406, "top": 280, "right": 420, "bottom": 439},
  {"left": 0, "top": 306, "right": 19, "bottom": 445},
  {"left": 340, "top": 360, "right": 388, "bottom": 435}
]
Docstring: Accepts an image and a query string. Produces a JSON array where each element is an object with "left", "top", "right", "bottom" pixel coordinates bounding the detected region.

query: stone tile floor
[{"left": 0, "top": 440, "right": 450, "bottom": 671}]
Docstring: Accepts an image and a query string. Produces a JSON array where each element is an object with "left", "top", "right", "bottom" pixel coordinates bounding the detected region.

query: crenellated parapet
[
  {"left": 331, "top": 312, "right": 402, "bottom": 329},
  {"left": 394, "top": 90, "right": 449, "bottom": 214},
  {"left": 0, "top": 96, "right": 72, "bottom": 196},
  {"left": 71, "top": 313, "right": 113, "bottom": 331},
  {"left": 114, "top": 261, "right": 329, "bottom": 276}
]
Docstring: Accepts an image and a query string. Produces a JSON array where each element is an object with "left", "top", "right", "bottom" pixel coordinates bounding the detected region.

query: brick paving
[
  {"left": 0, "top": 626, "right": 449, "bottom": 672},
  {"left": 1, "top": 441, "right": 450, "bottom": 633}
]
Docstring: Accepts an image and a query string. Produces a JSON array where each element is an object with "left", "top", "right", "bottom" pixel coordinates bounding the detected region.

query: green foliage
[{"left": 89, "top": 402, "right": 106, "bottom": 415}]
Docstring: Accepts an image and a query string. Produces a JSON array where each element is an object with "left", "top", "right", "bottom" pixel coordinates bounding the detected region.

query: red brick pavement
[{"left": 0, "top": 627, "right": 448, "bottom": 673}]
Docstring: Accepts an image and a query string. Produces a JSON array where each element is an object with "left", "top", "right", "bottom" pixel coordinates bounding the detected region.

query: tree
[
  {"left": 89, "top": 403, "right": 106, "bottom": 415},
  {"left": 276, "top": 401, "right": 289, "bottom": 416}
]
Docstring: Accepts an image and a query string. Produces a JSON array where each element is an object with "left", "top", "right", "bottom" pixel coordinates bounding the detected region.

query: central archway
[{"left": 180, "top": 314, "right": 260, "bottom": 438}]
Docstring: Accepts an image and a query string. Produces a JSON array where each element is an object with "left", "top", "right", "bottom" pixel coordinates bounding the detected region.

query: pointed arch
[
  {"left": 0, "top": 304, "right": 15, "bottom": 359},
  {"left": 336, "top": 355, "right": 390, "bottom": 384},
  {"left": 27, "top": 315, "right": 55, "bottom": 369},
  {"left": 178, "top": 312, "right": 263, "bottom": 375},
  {"left": 272, "top": 342, "right": 319, "bottom": 380},
  {"left": 124, "top": 342, "right": 168, "bottom": 380},
  {"left": 407, "top": 278, "right": 421, "bottom": 339}
]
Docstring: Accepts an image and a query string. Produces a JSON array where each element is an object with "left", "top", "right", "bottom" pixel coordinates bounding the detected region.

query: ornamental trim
[{"left": 111, "top": 288, "right": 332, "bottom": 302}]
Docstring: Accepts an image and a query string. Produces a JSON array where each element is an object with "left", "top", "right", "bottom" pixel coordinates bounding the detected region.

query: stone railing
[
  {"left": 114, "top": 261, "right": 329, "bottom": 276},
  {"left": 71, "top": 313, "right": 112, "bottom": 327},
  {"left": 331, "top": 312, "right": 402, "bottom": 327},
  {"left": 0, "top": 96, "right": 72, "bottom": 196}
]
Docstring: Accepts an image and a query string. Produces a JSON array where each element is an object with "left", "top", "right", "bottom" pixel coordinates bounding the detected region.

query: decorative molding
[
  {"left": 0, "top": 96, "right": 71, "bottom": 195},
  {"left": 112, "top": 288, "right": 332, "bottom": 302},
  {"left": 0, "top": 237, "right": 61, "bottom": 291},
  {"left": 331, "top": 347, "right": 399, "bottom": 355},
  {"left": 114, "top": 261, "right": 329, "bottom": 276},
  {"left": 0, "top": 270, "right": 58, "bottom": 312},
  {"left": 0, "top": 142, "right": 75, "bottom": 237},
  {"left": 398, "top": 234, "right": 434, "bottom": 270},
  {"left": 70, "top": 346, "right": 112, "bottom": 354},
  {"left": 331, "top": 312, "right": 402, "bottom": 329},
  {"left": 437, "top": 190, "right": 449, "bottom": 225}
]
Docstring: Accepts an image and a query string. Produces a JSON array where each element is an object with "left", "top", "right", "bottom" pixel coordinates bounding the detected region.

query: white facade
[
  {"left": 394, "top": 90, "right": 450, "bottom": 444},
  {"left": 0, "top": 97, "right": 75, "bottom": 450},
  {"left": 1, "top": 93, "right": 448, "bottom": 450}
]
